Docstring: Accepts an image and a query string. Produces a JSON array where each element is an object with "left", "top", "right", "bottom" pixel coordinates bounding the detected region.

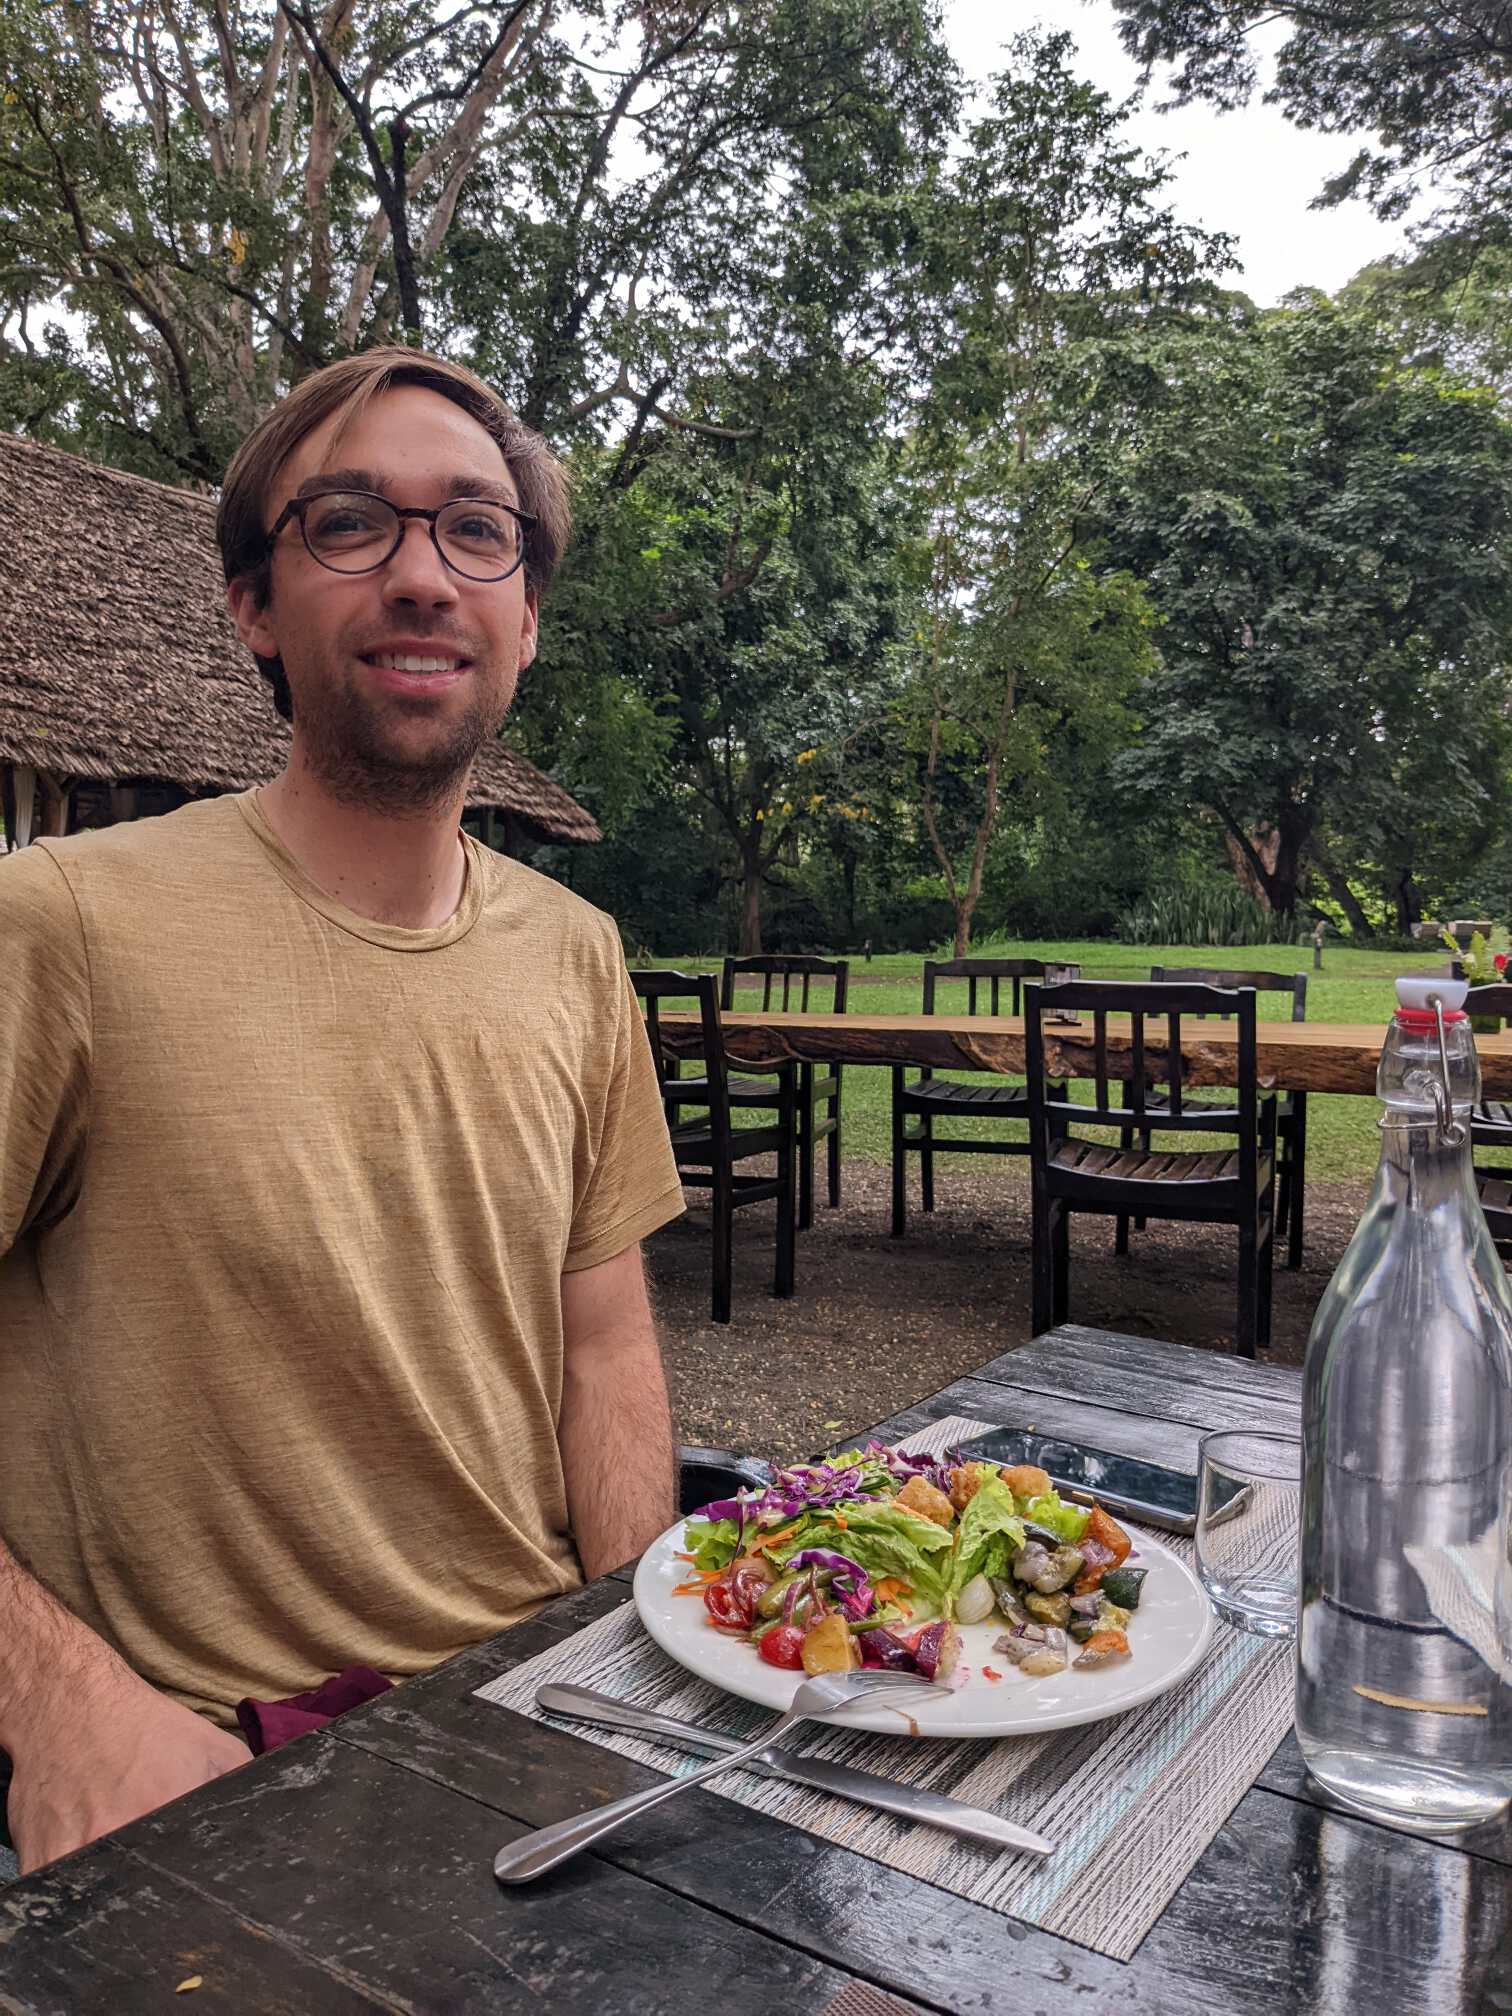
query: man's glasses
[{"left": 270, "top": 489, "right": 535, "bottom": 583}]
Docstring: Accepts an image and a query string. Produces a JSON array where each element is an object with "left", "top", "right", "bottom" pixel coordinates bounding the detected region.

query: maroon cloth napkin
[{"left": 235, "top": 1665, "right": 394, "bottom": 1756}]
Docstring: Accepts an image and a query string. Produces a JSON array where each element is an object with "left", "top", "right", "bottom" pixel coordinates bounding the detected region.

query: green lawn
[{"left": 665, "top": 938, "right": 1445, "bottom": 1185}]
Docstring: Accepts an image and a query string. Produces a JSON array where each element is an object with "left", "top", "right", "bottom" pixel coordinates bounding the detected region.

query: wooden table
[
  {"left": 3, "top": 1328, "right": 1507, "bottom": 2012},
  {"left": 658, "top": 1009, "right": 1512, "bottom": 1098}
]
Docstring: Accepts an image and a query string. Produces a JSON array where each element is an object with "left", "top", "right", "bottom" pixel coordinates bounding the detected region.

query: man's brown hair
[{"left": 217, "top": 347, "right": 570, "bottom": 722}]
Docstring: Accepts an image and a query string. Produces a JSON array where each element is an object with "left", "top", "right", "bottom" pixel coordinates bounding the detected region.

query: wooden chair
[
  {"left": 1026, "top": 979, "right": 1279, "bottom": 1357},
  {"left": 1136, "top": 966, "right": 1310, "bottom": 1268},
  {"left": 631, "top": 969, "right": 797, "bottom": 1324},
  {"left": 1477, "top": 1173, "right": 1512, "bottom": 1260},
  {"left": 720, "top": 955, "right": 849, "bottom": 1231},
  {"left": 1466, "top": 984, "right": 1512, "bottom": 1173},
  {"left": 890, "top": 958, "right": 1047, "bottom": 1237}
]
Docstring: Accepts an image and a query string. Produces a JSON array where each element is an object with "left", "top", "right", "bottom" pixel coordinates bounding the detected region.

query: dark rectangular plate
[{"left": 953, "top": 1426, "right": 1199, "bottom": 1536}]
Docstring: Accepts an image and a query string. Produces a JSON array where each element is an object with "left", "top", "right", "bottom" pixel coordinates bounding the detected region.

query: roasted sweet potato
[
  {"left": 1073, "top": 1627, "right": 1131, "bottom": 1670},
  {"left": 1072, "top": 1505, "right": 1132, "bottom": 1594}
]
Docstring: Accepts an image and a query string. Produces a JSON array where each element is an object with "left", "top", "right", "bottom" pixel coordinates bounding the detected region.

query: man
[{"left": 0, "top": 349, "right": 684, "bottom": 1876}]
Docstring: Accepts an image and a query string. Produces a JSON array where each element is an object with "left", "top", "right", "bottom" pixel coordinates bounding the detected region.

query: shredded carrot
[
  {"left": 672, "top": 1581, "right": 706, "bottom": 1596},
  {"left": 873, "top": 1578, "right": 906, "bottom": 1603},
  {"left": 982, "top": 1665, "right": 1003, "bottom": 1683},
  {"left": 832, "top": 1511, "right": 848, "bottom": 1530},
  {"left": 674, "top": 1551, "right": 698, "bottom": 1564},
  {"left": 751, "top": 1523, "right": 801, "bottom": 1553}
]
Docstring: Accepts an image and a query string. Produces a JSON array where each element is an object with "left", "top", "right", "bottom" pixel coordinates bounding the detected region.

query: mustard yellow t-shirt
[{"left": 0, "top": 793, "right": 683, "bottom": 1722}]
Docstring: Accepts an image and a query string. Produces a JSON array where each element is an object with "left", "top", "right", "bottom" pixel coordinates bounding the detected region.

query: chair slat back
[
  {"left": 629, "top": 969, "right": 730, "bottom": 1131},
  {"left": 922, "top": 957, "right": 1046, "bottom": 1020},
  {"left": 918, "top": 957, "right": 1047, "bottom": 1086},
  {"left": 1152, "top": 965, "right": 1308, "bottom": 1023},
  {"left": 721, "top": 954, "right": 849, "bottom": 1016},
  {"left": 1466, "top": 983, "right": 1512, "bottom": 1027},
  {"left": 1026, "top": 979, "right": 1257, "bottom": 1136}
]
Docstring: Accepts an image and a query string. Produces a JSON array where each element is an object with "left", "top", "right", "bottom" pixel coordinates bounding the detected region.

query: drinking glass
[{"left": 1196, "top": 1430, "right": 1302, "bottom": 1638}]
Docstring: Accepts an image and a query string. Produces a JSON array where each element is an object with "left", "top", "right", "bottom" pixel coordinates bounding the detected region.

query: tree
[
  {"left": 0, "top": 0, "right": 956, "bottom": 478},
  {"left": 1104, "top": 302, "right": 1512, "bottom": 919},
  {"left": 896, "top": 29, "right": 1230, "bottom": 954},
  {"left": 497, "top": 12, "right": 958, "bottom": 907},
  {"left": 586, "top": 392, "right": 914, "bottom": 954},
  {"left": 1108, "top": 2, "right": 1512, "bottom": 266},
  {"left": 1340, "top": 251, "right": 1512, "bottom": 410}
]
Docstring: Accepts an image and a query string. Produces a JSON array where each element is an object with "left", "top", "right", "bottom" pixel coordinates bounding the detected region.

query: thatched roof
[{"left": 0, "top": 432, "right": 599, "bottom": 844}]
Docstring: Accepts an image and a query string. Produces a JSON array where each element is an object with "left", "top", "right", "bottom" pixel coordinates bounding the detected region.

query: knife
[{"left": 535, "top": 1682, "right": 1053, "bottom": 1856}]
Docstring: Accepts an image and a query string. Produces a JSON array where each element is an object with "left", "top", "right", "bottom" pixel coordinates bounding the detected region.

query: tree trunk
[
  {"left": 738, "top": 868, "right": 763, "bottom": 956},
  {"left": 1222, "top": 806, "right": 1312, "bottom": 918},
  {"left": 1328, "top": 867, "right": 1376, "bottom": 938},
  {"left": 1267, "top": 820, "right": 1306, "bottom": 918},
  {"left": 1225, "top": 827, "right": 1279, "bottom": 907},
  {"left": 952, "top": 889, "right": 978, "bottom": 959},
  {"left": 1308, "top": 840, "right": 1376, "bottom": 938},
  {"left": 388, "top": 120, "right": 423, "bottom": 338},
  {"left": 1390, "top": 869, "right": 1421, "bottom": 936}
]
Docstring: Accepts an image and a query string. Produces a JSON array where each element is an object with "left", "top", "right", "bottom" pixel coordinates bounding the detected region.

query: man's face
[{"left": 229, "top": 384, "right": 538, "bottom": 813}]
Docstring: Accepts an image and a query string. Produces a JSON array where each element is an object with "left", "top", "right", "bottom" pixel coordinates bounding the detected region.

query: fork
[{"left": 492, "top": 1668, "right": 944, "bottom": 1884}]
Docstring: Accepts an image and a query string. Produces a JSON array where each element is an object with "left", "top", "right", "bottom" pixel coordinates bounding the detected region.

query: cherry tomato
[
  {"left": 757, "top": 1624, "right": 806, "bottom": 1669},
  {"left": 703, "top": 1578, "right": 749, "bottom": 1631}
]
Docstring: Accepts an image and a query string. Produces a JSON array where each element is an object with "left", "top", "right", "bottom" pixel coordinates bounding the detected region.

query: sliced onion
[{"left": 955, "top": 1573, "right": 996, "bottom": 1625}]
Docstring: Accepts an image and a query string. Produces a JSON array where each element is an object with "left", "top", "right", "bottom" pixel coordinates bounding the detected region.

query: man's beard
[{"left": 289, "top": 655, "right": 509, "bottom": 817}]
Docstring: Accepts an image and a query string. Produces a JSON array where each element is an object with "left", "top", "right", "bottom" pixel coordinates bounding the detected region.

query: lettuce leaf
[
  {"left": 948, "top": 1475, "right": 1026, "bottom": 1607},
  {"left": 769, "top": 1502, "right": 954, "bottom": 1606},
  {"left": 1021, "top": 1491, "right": 1091, "bottom": 1544},
  {"left": 682, "top": 1516, "right": 740, "bottom": 1573}
]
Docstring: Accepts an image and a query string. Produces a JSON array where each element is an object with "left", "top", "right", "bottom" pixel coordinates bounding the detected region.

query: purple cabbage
[
  {"left": 692, "top": 1458, "right": 882, "bottom": 1528},
  {"left": 689, "top": 1440, "right": 968, "bottom": 1543},
  {"left": 785, "top": 1549, "right": 875, "bottom": 1620}
]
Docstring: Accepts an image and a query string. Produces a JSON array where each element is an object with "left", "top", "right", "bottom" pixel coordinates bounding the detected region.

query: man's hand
[{"left": 8, "top": 1676, "right": 250, "bottom": 1874}]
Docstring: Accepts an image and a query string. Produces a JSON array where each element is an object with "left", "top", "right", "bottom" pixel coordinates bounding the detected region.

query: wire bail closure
[{"left": 1428, "top": 993, "right": 1468, "bottom": 1147}]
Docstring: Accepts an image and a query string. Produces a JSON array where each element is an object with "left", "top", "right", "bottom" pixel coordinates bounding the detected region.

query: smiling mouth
[{"left": 361, "top": 651, "right": 471, "bottom": 674}]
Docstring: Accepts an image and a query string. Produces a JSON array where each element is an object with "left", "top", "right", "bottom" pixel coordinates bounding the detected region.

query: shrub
[{"left": 1116, "top": 883, "right": 1307, "bottom": 947}]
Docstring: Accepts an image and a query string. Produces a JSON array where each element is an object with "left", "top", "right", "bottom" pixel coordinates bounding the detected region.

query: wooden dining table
[
  {"left": 657, "top": 1008, "right": 1512, "bottom": 1097},
  {"left": 2, "top": 1326, "right": 1506, "bottom": 2012}
]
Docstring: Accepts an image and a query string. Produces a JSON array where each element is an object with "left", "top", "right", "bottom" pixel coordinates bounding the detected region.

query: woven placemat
[{"left": 477, "top": 1418, "right": 1293, "bottom": 1963}]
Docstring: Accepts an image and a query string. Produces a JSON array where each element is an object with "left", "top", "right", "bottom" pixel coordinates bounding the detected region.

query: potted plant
[{"left": 1442, "top": 926, "right": 1510, "bottom": 1030}]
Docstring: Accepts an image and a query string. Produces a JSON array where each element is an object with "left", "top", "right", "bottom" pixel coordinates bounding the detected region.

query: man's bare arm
[
  {"left": 558, "top": 1243, "right": 676, "bottom": 1579},
  {"left": 0, "top": 1536, "right": 248, "bottom": 1874}
]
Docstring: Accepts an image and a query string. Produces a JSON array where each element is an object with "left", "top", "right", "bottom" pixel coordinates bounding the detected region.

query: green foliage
[
  {"left": 11, "top": 5, "right": 1512, "bottom": 963},
  {"left": 0, "top": 0, "right": 957, "bottom": 475},
  {"left": 1101, "top": 302, "right": 1512, "bottom": 917},
  {"left": 1118, "top": 886, "right": 1308, "bottom": 948},
  {"left": 1108, "top": 2, "right": 1512, "bottom": 267},
  {"left": 1340, "top": 253, "right": 1512, "bottom": 412},
  {"left": 895, "top": 28, "right": 1233, "bottom": 953}
]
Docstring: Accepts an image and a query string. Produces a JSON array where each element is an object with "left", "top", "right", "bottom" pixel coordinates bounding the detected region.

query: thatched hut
[{"left": 0, "top": 431, "right": 599, "bottom": 849}]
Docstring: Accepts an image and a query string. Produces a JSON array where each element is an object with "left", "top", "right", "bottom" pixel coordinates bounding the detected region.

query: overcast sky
[{"left": 943, "top": 0, "right": 1419, "bottom": 306}]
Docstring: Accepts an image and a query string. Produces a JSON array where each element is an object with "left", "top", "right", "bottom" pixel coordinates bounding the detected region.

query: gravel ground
[{"left": 648, "top": 1162, "right": 1365, "bottom": 1464}]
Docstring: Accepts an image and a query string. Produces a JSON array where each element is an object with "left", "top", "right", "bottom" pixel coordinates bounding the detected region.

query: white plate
[{"left": 633, "top": 1521, "right": 1215, "bottom": 1737}]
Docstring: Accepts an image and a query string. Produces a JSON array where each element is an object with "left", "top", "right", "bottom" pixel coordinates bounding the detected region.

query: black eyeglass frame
[{"left": 268, "top": 489, "right": 537, "bottom": 583}]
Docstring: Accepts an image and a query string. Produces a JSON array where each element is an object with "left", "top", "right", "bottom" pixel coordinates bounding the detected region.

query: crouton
[
  {"left": 949, "top": 1465, "right": 986, "bottom": 1514},
  {"left": 896, "top": 1474, "right": 956, "bottom": 1527},
  {"left": 1001, "top": 1463, "right": 1053, "bottom": 1501}
]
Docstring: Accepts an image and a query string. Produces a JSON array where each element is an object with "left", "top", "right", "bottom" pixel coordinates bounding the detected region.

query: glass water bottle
[{"left": 1296, "top": 979, "right": 1512, "bottom": 1832}]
